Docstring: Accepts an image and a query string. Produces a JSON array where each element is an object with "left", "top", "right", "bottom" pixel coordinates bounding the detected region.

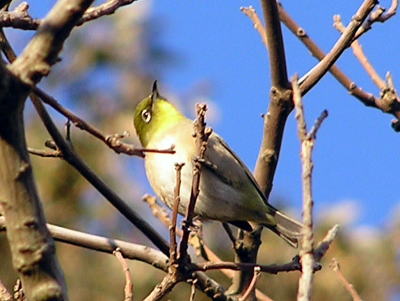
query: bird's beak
[{"left": 150, "top": 80, "right": 159, "bottom": 109}]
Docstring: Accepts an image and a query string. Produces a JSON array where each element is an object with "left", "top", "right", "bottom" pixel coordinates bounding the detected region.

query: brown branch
[
  {"left": 27, "top": 147, "right": 62, "bottom": 158},
  {"left": 113, "top": 248, "right": 134, "bottom": 301},
  {"left": 314, "top": 224, "right": 339, "bottom": 262},
  {"left": 299, "top": 0, "right": 377, "bottom": 94},
  {"left": 0, "top": 216, "right": 169, "bottom": 271},
  {"left": 178, "top": 104, "right": 211, "bottom": 262},
  {"left": 0, "top": 2, "right": 39, "bottom": 30},
  {"left": 170, "top": 163, "right": 185, "bottom": 264},
  {"left": 333, "top": 15, "right": 386, "bottom": 90},
  {"left": 254, "top": 0, "right": 292, "bottom": 198},
  {"left": 278, "top": 3, "right": 400, "bottom": 130},
  {"left": 240, "top": 6, "right": 268, "bottom": 49},
  {"left": 0, "top": 0, "right": 139, "bottom": 31},
  {"left": 32, "top": 87, "right": 175, "bottom": 157},
  {"left": 0, "top": 25, "right": 169, "bottom": 256},
  {"left": 292, "top": 77, "right": 328, "bottom": 301},
  {"left": 353, "top": 0, "right": 398, "bottom": 40},
  {"left": 330, "top": 258, "right": 363, "bottom": 301},
  {"left": 9, "top": 0, "right": 95, "bottom": 86},
  {"left": 77, "top": 0, "right": 138, "bottom": 26},
  {"left": 143, "top": 195, "right": 273, "bottom": 301},
  {"left": 239, "top": 267, "right": 261, "bottom": 301},
  {"left": 0, "top": 0, "right": 97, "bottom": 299}
]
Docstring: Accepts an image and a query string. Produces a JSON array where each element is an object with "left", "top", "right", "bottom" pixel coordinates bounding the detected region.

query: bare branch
[
  {"left": 30, "top": 94, "right": 170, "bottom": 254},
  {"left": 113, "top": 249, "right": 134, "bottom": 301},
  {"left": 239, "top": 267, "right": 261, "bottom": 301},
  {"left": 292, "top": 77, "right": 328, "bottom": 301},
  {"left": 330, "top": 258, "right": 363, "bottom": 301},
  {"left": 170, "top": 163, "right": 185, "bottom": 264},
  {"left": 299, "top": 0, "right": 377, "bottom": 94},
  {"left": 333, "top": 15, "right": 386, "bottom": 90},
  {"left": 9, "top": 0, "right": 95, "bottom": 86},
  {"left": 0, "top": 0, "right": 139, "bottom": 30},
  {"left": 32, "top": 87, "right": 174, "bottom": 157},
  {"left": 240, "top": 6, "right": 268, "bottom": 49},
  {"left": 253, "top": 0, "right": 292, "bottom": 198},
  {"left": 0, "top": 216, "right": 169, "bottom": 271},
  {"left": 178, "top": 104, "right": 211, "bottom": 262},
  {"left": 77, "top": 0, "right": 138, "bottom": 26},
  {"left": 314, "top": 224, "right": 339, "bottom": 262},
  {"left": 0, "top": 2, "right": 39, "bottom": 30},
  {"left": 27, "top": 147, "right": 62, "bottom": 158},
  {"left": 278, "top": 2, "right": 400, "bottom": 129}
]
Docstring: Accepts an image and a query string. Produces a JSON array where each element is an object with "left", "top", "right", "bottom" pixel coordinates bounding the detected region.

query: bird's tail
[{"left": 263, "top": 211, "right": 303, "bottom": 248}]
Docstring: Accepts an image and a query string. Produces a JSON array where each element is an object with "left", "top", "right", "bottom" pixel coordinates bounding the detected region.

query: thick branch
[
  {"left": 254, "top": 0, "right": 292, "bottom": 198},
  {"left": 0, "top": 0, "right": 97, "bottom": 300},
  {"left": 9, "top": 0, "right": 95, "bottom": 86}
]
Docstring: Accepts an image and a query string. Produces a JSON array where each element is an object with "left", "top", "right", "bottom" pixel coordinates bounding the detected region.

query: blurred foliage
[{"left": 0, "top": 1, "right": 400, "bottom": 301}]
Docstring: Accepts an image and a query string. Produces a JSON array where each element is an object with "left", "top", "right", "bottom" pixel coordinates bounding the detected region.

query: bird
[{"left": 134, "top": 82, "right": 303, "bottom": 247}]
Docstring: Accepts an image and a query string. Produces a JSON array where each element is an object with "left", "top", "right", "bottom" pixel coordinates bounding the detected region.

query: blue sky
[
  {"left": 150, "top": 1, "right": 400, "bottom": 227},
  {"left": 23, "top": 1, "right": 400, "bottom": 229}
]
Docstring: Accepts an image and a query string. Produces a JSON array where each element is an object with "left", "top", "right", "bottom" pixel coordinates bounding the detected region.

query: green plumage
[{"left": 134, "top": 82, "right": 303, "bottom": 247}]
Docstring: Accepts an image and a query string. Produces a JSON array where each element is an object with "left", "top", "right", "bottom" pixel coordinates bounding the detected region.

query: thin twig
[
  {"left": 240, "top": 6, "right": 268, "bottom": 49},
  {"left": 239, "top": 267, "right": 261, "bottom": 301},
  {"left": 299, "top": 0, "right": 377, "bottom": 94},
  {"left": 170, "top": 163, "right": 185, "bottom": 264},
  {"left": 292, "top": 76, "right": 328, "bottom": 301},
  {"left": 33, "top": 87, "right": 174, "bottom": 157},
  {"left": 192, "top": 256, "right": 317, "bottom": 274},
  {"left": 27, "top": 147, "right": 62, "bottom": 158},
  {"left": 30, "top": 94, "right": 170, "bottom": 255},
  {"left": 188, "top": 278, "right": 197, "bottom": 301},
  {"left": 330, "top": 258, "right": 363, "bottom": 301},
  {"left": 178, "top": 104, "right": 211, "bottom": 262},
  {"left": 278, "top": 2, "right": 400, "bottom": 129},
  {"left": 333, "top": 15, "right": 386, "bottom": 90},
  {"left": 114, "top": 248, "right": 134, "bottom": 301},
  {"left": 353, "top": 0, "right": 398, "bottom": 40},
  {"left": 143, "top": 195, "right": 275, "bottom": 301},
  {"left": 314, "top": 224, "right": 339, "bottom": 262},
  {"left": 0, "top": 0, "right": 139, "bottom": 30}
]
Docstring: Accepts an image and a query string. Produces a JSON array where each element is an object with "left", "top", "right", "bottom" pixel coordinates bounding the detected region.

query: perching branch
[
  {"left": 178, "top": 104, "right": 211, "bottom": 262},
  {"left": 144, "top": 104, "right": 212, "bottom": 301},
  {"left": 170, "top": 163, "right": 185, "bottom": 264}
]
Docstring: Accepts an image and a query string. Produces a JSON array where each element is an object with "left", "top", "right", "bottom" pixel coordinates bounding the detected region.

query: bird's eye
[{"left": 141, "top": 109, "right": 152, "bottom": 123}]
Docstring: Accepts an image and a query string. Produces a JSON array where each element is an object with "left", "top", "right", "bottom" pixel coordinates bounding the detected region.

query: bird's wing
[{"left": 203, "top": 133, "right": 277, "bottom": 213}]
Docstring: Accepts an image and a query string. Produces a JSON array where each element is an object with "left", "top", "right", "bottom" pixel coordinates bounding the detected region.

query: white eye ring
[{"left": 141, "top": 109, "right": 152, "bottom": 123}]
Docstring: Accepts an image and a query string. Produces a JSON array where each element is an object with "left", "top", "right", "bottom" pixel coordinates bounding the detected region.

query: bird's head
[{"left": 134, "top": 81, "right": 185, "bottom": 147}]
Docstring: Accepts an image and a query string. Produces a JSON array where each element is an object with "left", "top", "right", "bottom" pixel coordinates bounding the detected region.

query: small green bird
[{"left": 134, "top": 82, "right": 302, "bottom": 247}]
